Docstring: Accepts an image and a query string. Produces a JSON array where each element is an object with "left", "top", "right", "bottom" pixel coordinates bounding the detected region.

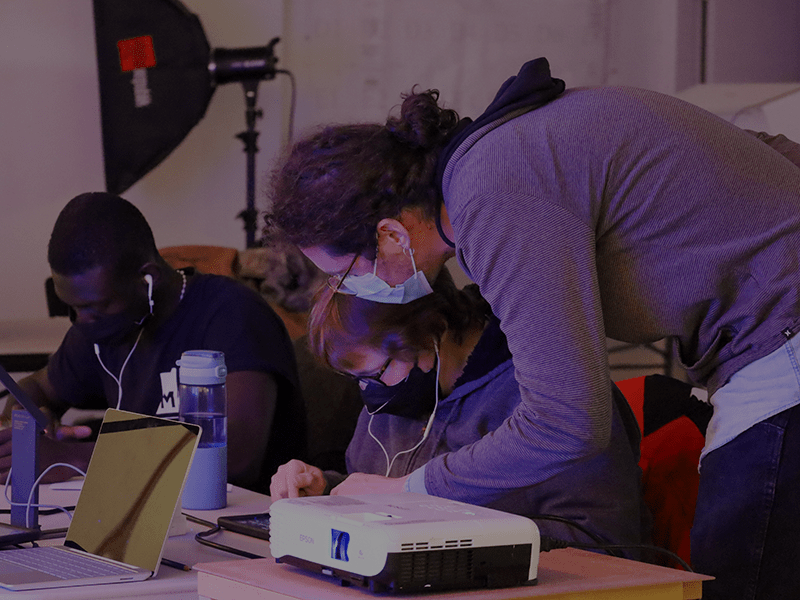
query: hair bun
[{"left": 386, "top": 88, "right": 459, "bottom": 149}]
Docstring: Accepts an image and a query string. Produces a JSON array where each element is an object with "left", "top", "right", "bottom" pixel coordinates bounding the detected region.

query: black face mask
[
  {"left": 361, "top": 362, "right": 438, "bottom": 420},
  {"left": 70, "top": 308, "right": 149, "bottom": 346}
]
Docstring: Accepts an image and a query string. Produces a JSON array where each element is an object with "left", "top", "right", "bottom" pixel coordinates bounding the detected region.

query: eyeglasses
[
  {"left": 326, "top": 253, "right": 359, "bottom": 294},
  {"left": 350, "top": 356, "right": 394, "bottom": 388}
]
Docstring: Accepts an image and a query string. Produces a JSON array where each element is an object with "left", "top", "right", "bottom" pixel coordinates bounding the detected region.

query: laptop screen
[{"left": 64, "top": 410, "right": 199, "bottom": 571}]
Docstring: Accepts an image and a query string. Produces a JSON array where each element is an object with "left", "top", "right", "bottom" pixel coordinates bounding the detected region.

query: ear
[
  {"left": 376, "top": 218, "right": 412, "bottom": 257},
  {"left": 138, "top": 262, "right": 161, "bottom": 289}
]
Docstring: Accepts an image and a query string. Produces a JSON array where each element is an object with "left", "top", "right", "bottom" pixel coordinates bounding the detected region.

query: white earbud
[{"left": 144, "top": 274, "right": 154, "bottom": 314}]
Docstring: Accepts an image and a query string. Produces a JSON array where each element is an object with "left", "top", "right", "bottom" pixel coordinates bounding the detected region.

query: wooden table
[
  {"left": 196, "top": 546, "right": 711, "bottom": 600},
  {"left": 0, "top": 482, "right": 273, "bottom": 599}
]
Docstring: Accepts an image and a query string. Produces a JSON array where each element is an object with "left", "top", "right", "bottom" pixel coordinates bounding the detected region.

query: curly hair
[
  {"left": 266, "top": 89, "right": 460, "bottom": 258},
  {"left": 308, "top": 268, "right": 490, "bottom": 374}
]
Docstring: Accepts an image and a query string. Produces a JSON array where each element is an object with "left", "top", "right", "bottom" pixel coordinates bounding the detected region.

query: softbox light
[
  {"left": 93, "top": 0, "right": 214, "bottom": 196},
  {"left": 92, "top": 0, "right": 281, "bottom": 247}
]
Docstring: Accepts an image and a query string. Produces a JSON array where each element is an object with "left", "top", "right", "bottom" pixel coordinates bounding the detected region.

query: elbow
[
  {"left": 575, "top": 400, "right": 613, "bottom": 457},
  {"left": 541, "top": 410, "right": 612, "bottom": 462},
  {"left": 583, "top": 423, "right": 612, "bottom": 458}
]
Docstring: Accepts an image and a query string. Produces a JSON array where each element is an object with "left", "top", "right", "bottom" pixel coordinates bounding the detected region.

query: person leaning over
[
  {"left": 0, "top": 192, "right": 306, "bottom": 493},
  {"left": 271, "top": 269, "right": 650, "bottom": 556},
  {"left": 267, "top": 57, "right": 800, "bottom": 599}
]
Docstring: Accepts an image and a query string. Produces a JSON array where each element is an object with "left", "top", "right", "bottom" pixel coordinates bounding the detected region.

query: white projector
[{"left": 269, "top": 493, "right": 540, "bottom": 594}]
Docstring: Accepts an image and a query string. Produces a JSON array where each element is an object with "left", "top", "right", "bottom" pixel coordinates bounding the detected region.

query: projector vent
[
  {"left": 400, "top": 539, "right": 473, "bottom": 551},
  {"left": 396, "top": 549, "right": 474, "bottom": 586}
]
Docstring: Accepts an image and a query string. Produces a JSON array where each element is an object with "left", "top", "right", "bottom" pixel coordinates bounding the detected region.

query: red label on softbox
[{"left": 117, "top": 36, "right": 157, "bottom": 72}]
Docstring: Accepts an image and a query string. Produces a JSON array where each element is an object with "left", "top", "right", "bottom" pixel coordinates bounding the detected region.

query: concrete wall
[{"left": 2, "top": 1, "right": 798, "bottom": 356}]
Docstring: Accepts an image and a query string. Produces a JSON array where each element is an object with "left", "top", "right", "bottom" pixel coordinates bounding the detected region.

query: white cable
[
  {"left": 26, "top": 464, "right": 85, "bottom": 528},
  {"left": 367, "top": 412, "right": 393, "bottom": 478},
  {"left": 366, "top": 398, "right": 394, "bottom": 477},
  {"left": 368, "top": 343, "right": 442, "bottom": 477},
  {"left": 4, "top": 464, "right": 87, "bottom": 528},
  {"left": 144, "top": 274, "right": 154, "bottom": 314},
  {"left": 92, "top": 273, "right": 168, "bottom": 410},
  {"left": 93, "top": 326, "right": 144, "bottom": 410}
]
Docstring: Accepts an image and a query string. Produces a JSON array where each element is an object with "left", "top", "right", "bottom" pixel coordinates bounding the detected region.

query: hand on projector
[{"left": 270, "top": 459, "right": 327, "bottom": 499}]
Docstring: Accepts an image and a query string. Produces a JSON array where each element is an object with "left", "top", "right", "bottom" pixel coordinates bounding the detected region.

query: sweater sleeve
[{"left": 423, "top": 191, "right": 613, "bottom": 505}]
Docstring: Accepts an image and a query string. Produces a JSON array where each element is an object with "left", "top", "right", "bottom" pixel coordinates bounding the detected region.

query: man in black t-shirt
[{"left": 0, "top": 192, "right": 305, "bottom": 493}]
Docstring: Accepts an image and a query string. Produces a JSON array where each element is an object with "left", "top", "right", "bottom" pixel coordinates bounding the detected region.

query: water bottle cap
[{"left": 177, "top": 350, "right": 227, "bottom": 385}]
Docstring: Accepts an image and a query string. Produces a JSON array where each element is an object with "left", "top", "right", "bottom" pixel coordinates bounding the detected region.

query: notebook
[{"left": 0, "top": 408, "right": 200, "bottom": 591}]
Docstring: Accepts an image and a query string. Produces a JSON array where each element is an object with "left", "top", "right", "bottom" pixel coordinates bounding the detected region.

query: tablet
[
  {"left": 0, "top": 522, "right": 40, "bottom": 546},
  {"left": 217, "top": 512, "right": 270, "bottom": 540}
]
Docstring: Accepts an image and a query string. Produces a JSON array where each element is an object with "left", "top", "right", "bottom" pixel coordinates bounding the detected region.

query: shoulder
[
  {"left": 452, "top": 86, "right": 705, "bottom": 155},
  {"left": 178, "top": 273, "right": 289, "bottom": 335},
  {"left": 178, "top": 274, "right": 299, "bottom": 379},
  {"left": 187, "top": 273, "right": 262, "bottom": 301}
]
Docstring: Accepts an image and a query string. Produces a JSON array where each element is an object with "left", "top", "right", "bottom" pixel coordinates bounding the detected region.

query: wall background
[{"left": 2, "top": 0, "right": 799, "bottom": 378}]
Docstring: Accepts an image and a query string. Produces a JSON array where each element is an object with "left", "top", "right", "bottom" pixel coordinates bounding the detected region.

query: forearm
[
  {"left": 422, "top": 400, "right": 607, "bottom": 505},
  {"left": 226, "top": 371, "right": 277, "bottom": 489},
  {"left": 441, "top": 192, "right": 612, "bottom": 503},
  {"left": 41, "top": 439, "right": 96, "bottom": 482},
  {"left": 0, "top": 431, "right": 96, "bottom": 485}
]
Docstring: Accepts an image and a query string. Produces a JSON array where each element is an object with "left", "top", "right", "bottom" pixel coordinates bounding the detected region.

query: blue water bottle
[{"left": 178, "top": 350, "right": 228, "bottom": 509}]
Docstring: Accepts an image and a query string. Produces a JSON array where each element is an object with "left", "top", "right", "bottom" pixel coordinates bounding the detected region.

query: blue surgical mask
[{"left": 338, "top": 248, "right": 433, "bottom": 304}]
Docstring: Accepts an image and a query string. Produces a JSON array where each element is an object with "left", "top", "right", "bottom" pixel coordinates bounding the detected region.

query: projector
[{"left": 269, "top": 493, "right": 539, "bottom": 594}]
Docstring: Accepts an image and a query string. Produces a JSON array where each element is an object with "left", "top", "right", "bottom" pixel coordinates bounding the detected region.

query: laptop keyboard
[{"left": 0, "top": 547, "right": 134, "bottom": 579}]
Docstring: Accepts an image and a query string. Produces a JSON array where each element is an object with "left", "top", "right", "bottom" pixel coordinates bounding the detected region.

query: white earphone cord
[
  {"left": 94, "top": 327, "right": 144, "bottom": 410},
  {"left": 91, "top": 274, "right": 160, "bottom": 409},
  {"left": 4, "top": 464, "right": 87, "bottom": 528},
  {"left": 367, "top": 343, "right": 441, "bottom": 477}
]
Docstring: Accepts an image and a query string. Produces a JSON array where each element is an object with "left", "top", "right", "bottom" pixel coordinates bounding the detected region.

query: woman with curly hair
[{"left": 267, "top": 57, "right": 800, "bottom": 598}]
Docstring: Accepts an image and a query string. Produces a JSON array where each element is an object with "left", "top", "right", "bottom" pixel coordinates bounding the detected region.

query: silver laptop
[{"left": 0, "top": 408, "right": 200, "bottom": 591}]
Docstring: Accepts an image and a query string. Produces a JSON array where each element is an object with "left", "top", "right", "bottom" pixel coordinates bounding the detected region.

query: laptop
[{"left": 0, "top": 408, "right": 200, "bottom": 591}]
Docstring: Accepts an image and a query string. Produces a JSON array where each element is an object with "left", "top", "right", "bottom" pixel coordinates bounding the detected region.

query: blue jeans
[{"left": 692, "top": 402, "right": 800, "bottom": 599}]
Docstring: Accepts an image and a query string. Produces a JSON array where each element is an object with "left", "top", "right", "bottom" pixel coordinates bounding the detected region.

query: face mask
[
  {"left": 71, "top": 311, "right": 149, "bottom": 345},
  {"left": 339, "top": 248, "right": 433, "bottom": 304},
  {"left": 70, "top": 279, "right": 153, "bottom": 346},
  {"left": 361, "top": 360, "right": 438, "bottom": 419}
]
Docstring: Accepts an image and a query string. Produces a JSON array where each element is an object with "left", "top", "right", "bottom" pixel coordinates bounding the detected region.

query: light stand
[
  {"left": 210, "top": 38, "right": 280, "bottom": 248},
  {"left": 93, "top": 0, "right": 285, "bottom": 248},
  {"left": 237, "top": 80, "right": 262, "bottom": 248}
]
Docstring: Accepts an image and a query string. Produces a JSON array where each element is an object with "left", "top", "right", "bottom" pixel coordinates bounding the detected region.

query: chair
[
  {"left": 45, "top": 277, "right": 70, "bottom": 318},
  {"left": 159, "top": 244, "right": 325, "bottom": 341},
  {"left": 159, "top": 245, "right": 240, "bottom": 278},
  {"left": 616, "top": 374, "right": 711, "bottom": 569}
]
